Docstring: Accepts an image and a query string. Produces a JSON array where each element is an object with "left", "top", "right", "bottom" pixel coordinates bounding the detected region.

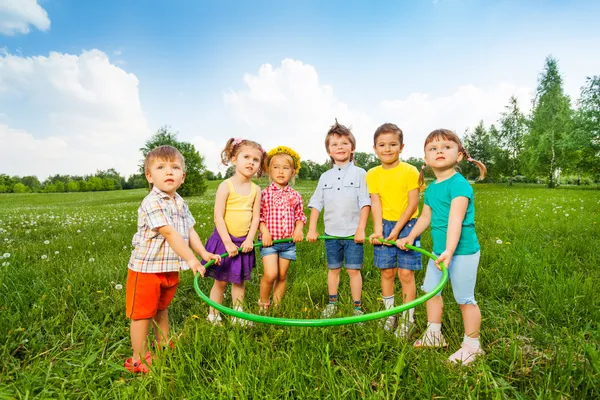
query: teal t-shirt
[{"left": 424, "top": 173, "right": 480, "bottom": 255}]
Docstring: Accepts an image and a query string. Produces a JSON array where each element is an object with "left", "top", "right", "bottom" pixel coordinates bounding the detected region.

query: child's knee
[
  {"left": 397, "top": 269, "right": 415, "bottom": 283},
  {"left": 346, "top": 269, "right": 360, "bottom": 278},
  {"left": 381, "top": 268, "right": 396, "bottom": 280}
]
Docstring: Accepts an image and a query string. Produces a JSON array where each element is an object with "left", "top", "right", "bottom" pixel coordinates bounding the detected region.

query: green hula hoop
[{"left": 193, "top": 236, "right": 448, "bottom": 327}]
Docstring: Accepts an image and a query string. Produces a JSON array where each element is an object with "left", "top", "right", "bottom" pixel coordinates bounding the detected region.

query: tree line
[{"left": 2, "top": 56, "right": 598, "bottom": 194}]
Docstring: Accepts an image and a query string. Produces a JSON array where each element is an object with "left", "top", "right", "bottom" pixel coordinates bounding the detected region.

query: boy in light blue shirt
[{"left": 307, "top": 120, "right": 371, "bottom": 317}]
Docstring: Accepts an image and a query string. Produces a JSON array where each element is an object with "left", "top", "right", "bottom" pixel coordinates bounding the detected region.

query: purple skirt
[{"left": 203, "top": 228, "right": 256, "bottom": 284}]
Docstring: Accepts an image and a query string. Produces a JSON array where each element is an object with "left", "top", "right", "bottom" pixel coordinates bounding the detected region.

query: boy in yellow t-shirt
[{"left": 367, "top": 123, "right": 422, "bottom": 339}]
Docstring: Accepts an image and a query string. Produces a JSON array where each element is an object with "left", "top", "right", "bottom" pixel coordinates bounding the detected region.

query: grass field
[{"left": 1, "top": 181, "right": 599, "bottom": 399}]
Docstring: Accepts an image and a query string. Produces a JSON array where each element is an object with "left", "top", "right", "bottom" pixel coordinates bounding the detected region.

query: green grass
[{"left": 0, "top": 181, "right": 599, "bottom": 398}]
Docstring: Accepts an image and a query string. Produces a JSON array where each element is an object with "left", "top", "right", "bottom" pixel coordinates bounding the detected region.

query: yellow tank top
[{"left": 224, "top": 179, "right": 258, "bottom": 237}]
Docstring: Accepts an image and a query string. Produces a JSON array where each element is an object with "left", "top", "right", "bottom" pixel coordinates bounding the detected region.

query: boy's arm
[
  {"left": 240, "top": 188, "right": 261, "bottom": 252},
  {"left": 354, "top": 205, "right": 370, "bottom": 243},
  {"left": 387, "top": 188, "right": 419, "bottom": 242},
  {"left": 306, "top": 208, "right": 320, "bottom": 242},
  {"left": 214, "top": 182, "right": 238, "bottom": 256},
  {"left": 157, "top": 225, "right": 203, "bottom": 276},
  {"left": 369, "top": 193, "right": 383, "bottom": 244},
  {"left": 189, "top": 228, "right": 221, "bottom": 266}
]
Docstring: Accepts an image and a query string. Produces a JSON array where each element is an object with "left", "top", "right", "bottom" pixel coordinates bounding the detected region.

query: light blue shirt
[{"left": 308, "top": 162, "right": 371, "bottom": 237}]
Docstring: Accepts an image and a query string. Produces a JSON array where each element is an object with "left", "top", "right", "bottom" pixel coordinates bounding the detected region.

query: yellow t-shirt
[
  {"left": 224, "top": 179, "right": 258, "bottom": 237},
  {"left": 366, "top": 162, "right": 420, "bottom": 221}
]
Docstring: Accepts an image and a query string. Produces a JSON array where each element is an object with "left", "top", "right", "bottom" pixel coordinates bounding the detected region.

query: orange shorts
[{"left": 126, "top": 269, "right": 180, "bottom": 320}]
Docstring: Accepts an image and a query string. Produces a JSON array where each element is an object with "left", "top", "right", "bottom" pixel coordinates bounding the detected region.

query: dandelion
[
  {"left": 2, "top": 262, "right": 9, "bottom": 267},
  {"left": 191, "top": 314, "right": 199, "bottom": 319},
  {"left": 565, "top": 213, "right": 569, "bottom": 217},
  {"left": 67, "top": 246, "right": 72, "bottom": 250},
  {"left": 2, "top": 253, "right": 9, "bottom": 258},
  {"left": 496, "top": 239, "right": 503, "bottom": 244},
  {"left": 41, "top": 255, "right": 48, "bottom": 259},
  {"left": 55, "top": 251, "right": 59, "bottom": 255},
  {"left": 115, "top": 284, "right": 123, "bottom": 290},
  {"left": 89, "top": 257, "right": 95, "bottom": 262},
  {"left": 77, "top": 230, "right": 81, "bottom": 233},
  {"left": 44, "top": 240, "right": 50, "bottom": 245}
]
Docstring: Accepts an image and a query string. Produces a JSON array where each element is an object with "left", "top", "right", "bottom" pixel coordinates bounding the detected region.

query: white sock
[
  {"left": 402, "top": 309, "right": 415, "bottom": 323},
  {"left": 426, "top": 322, "right": 442, "bottom": 333},
  {"left": 383, "top": 295, "right": 394, "bottom": 310},
  {"left": 234, "top": 305, "right": 243, "bottom": 312},
  {"left": 463, "top": 334, "right": 481, "bottom": 349}
]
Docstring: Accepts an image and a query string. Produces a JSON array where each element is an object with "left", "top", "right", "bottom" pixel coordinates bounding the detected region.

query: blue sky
[{"left": 1, "top": 0, "right": 599, "bottom": 178}]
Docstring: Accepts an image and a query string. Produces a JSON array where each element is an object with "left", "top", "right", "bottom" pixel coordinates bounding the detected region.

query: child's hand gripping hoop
[{"left": 194, "top": 236, "right": 448, "bottom": 327}]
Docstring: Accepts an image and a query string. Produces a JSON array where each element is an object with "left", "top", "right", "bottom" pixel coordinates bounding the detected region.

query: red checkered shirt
[{"left": 260, "top": 183, "right": 307, "bottom": 240}]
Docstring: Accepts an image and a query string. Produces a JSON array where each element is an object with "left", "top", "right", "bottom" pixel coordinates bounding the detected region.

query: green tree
[
  {"left": 54, "top": 181, "right": 65, "bottom": 192},
  {"left": 21, "top": 176, "right": 41, "bottom": 192},
  {"left": 569, "top": 75, "right": 600, "bottom": 182},
  {"left": 463, "top": 122, "right": 497, "bottom": 181},
  {"left": 524, "top": 56, "right": 573, "bottom": 187},
  {"left": 67, "top": 180, "right": 79, "bottom": 192},
  {"left": 140, "top": 126, "right": 207, "bottom": 196},
  {"left": 497, "top": 96, "right": 527, "bottom": 183},
  {"left": 353, "top": 152, "right": 379, "bottom": 171},
  {"left": 88, "top": 177, "right": 103, "bottom": 191},
  {"left": 13, "top": 183, "right": 28, "bottom": 193}
]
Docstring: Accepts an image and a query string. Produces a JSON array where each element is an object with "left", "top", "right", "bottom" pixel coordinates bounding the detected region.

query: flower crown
[{"left": 267, "top": 146, "right": 301, "bottom": 174}]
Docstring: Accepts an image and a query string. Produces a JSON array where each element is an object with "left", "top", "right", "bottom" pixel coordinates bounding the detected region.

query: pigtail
[
  {"left": 257, "top": 148, "right": 268, "bottom": 178},
  {"left": 418, "top": 164, "right": 426, "bottom": 188},
  {"left": 462, "top": 148, "right": 487, "bottom": 181},
  {"left": 220, "top": 138, "right": 237, "bottom": 166}
]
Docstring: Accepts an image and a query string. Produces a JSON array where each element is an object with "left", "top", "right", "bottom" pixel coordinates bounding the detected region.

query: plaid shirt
[
  {"left": 260, "top": 183, "right": 307, "bottom": 240},
  {"left": 128, "top": 186, "right": 196, "bottom": 273}
]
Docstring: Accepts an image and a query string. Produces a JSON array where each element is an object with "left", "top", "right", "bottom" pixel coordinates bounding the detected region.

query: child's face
[
  {"left": 233, "top": 145, "right": 263, "bottom": 179},
  {"left": 373, "top": 132, "right": 404, "bottom": 166},
  {"left": 424, "top": 138, "right": 463, "bottom": 171},
  {"left": 327, "top": 134, "right": 354, "bottom": 165},
  {"left": 269, "top": 154, "right": 294, "bottom": 188},
  {"left": 145, "top": 157, "right": 185, "bottom": 197}
]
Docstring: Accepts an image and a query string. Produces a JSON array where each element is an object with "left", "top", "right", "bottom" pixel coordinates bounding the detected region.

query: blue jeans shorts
[
  {"left": 421, "top": 251, "right": 480, "bottom": 305},
  {"left": 373, "top": 218, "right": 422, "bottom": 271},
  {"left": 324, "top": 237, "right": 364, "bottom": 270},
  {"left": 260, "top": 242, "right": 297, "bottom": 261}
]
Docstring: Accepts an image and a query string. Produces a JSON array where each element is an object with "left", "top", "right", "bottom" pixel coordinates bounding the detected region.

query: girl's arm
[
  {"left": 292, "top": 194, "right": 306, "bottom": 242},
  {"left": 214, "top": 182, "right": 238, "bottom": 257},
  {"left": 368, "top": 193, "right": 383, "bottom": 244},
  {"left": 397, "top": 204, "right": 431, "bottom": 249},
  {"left": 354, "top": 205, "right": 370, "bottom": 244},
  {"left": 387, "top": 188, "right": 419, "bottom": 242},
  {"left": 435, "top": 197, "right": 468, "bottom": 269},
  {"left": 240, "top": 187, "right": 261, "bottom": 252},
  {"left": 259, "top": 191, "right": 272, "bottom": 247}
]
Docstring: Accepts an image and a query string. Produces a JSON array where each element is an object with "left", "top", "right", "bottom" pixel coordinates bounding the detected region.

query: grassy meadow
[{"left": 0, "top": 180, "right": 599, "bottom": 399}]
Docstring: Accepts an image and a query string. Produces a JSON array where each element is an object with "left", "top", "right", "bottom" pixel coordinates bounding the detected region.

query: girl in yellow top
[
  {"left": 367, "top": 123, "right": 422, "bottom": 339},
  {"left": 204, "top": 138, "right": 267, "bottom": 326}
]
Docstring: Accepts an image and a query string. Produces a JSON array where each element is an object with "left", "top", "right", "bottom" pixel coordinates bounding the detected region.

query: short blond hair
[{"left": 144, "top": 145, "right": 186, "bottom": 174}]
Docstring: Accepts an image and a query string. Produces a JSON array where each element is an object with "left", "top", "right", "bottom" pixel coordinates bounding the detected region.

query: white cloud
[
  {"left": 0, "top": 0, "right": 50, "bottom": 36},
  {"left": 223, "top": 59, "right": 533, "bottom": 164},
  {"left": 0, "top": 49, "right": 150, "bottom": 179}
]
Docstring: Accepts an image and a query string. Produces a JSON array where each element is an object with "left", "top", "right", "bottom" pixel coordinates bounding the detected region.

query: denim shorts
[
  {"left": 421, "top": 251, "right": 480, "bottom": 305},
  {"left": 260, "top": 242, "right": 297, "bottom": 261},
  {"left": 325, "top": 238, "right": 364, "bottom": 270},
  {"left": 373, "top": 218, "right": 422, "bottom": 270}
]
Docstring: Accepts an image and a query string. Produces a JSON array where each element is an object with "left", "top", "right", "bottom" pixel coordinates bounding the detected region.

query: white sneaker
[
  {"left": 381, "top": 315, "right": 397, "bottom": 331},
  {"left": 322, "top": 303, "right": 338, "bottom": 318},
  {"left": 413, "top": 331, "right": 448, "bottom": 348},
  {"left": 394, "top": 320, "right": 415, "bottom": 339},
  {"left": 206, "top": 313, "right": 223, "bottom": 326}
]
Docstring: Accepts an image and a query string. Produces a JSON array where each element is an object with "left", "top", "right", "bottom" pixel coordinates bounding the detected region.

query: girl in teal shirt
[{"left": 397, "top": 129, "right": 487, "bottom": 366}]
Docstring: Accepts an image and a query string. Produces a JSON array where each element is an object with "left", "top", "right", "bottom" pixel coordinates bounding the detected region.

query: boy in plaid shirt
[
  {"left": 125, "top": 145, "right": 220, "bottom": 373},
  {"left": 258, "top": 146, "right": 307, "bottom": 310}
]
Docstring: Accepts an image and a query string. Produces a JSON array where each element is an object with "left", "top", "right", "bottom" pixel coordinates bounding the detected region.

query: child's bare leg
[
  {"left": 346, "top": 269, "right": 362, "bottom": 303},
  {"left": 152, "top": 309, "right": 169, "bottom": 347},
  {"left": 459, "top": 304, "right": 481, "bottom": 338},
  {"left": 259, "top": 255, "right": 279, "bottom": 305},
  {"left": 272, "top": 258, "right": 291, "bottom": 304},
  {"left": 130, "top": 319, "right": 151, "bottom": 362},
  {"left": 380, "top": 267, "right": 396, "bottom": 297},
  {"left": 231, "top": 282, "right": 245, "bottom": 308},
  {"left": 397, "top": 269, "right": 416, "bottom": 303},
  {"left": 426, "top": 295, "right": 444, "bottom": 323},
  {"left": 209, "top": 280, "right": 228, "bottom": 315},
  {"left": 328, "top": 268, "right": 342, "bottom": 297}
]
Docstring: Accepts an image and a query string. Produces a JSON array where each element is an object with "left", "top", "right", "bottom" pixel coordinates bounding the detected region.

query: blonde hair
[
  {"left": 419, "top": 129, "right": 487, "bottom": 187},
  {"left": 220, "top": 138, "right": 268, "bottom": 177}
]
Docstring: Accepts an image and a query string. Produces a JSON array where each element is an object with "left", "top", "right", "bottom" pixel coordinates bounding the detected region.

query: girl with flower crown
[
  {"left": 204, "top": 137, "right": 267, "bottom": 327},
  {"left": 257, "top": 146, "right": 307, "bottom": 311}
]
